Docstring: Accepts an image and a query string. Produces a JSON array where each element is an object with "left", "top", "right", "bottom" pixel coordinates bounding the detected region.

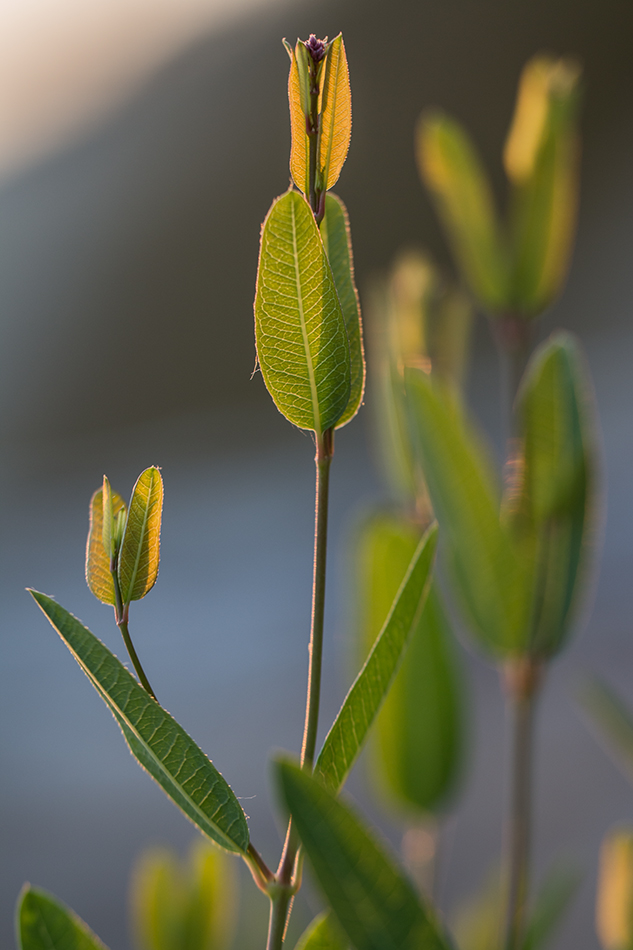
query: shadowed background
[{"left": 1, "top": 0, "right": 632, "bottom": 947}]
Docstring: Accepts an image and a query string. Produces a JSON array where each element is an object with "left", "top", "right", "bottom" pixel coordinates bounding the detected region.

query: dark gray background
[{"left": 2, "top": 0, "right": 633, "bottom": 947}]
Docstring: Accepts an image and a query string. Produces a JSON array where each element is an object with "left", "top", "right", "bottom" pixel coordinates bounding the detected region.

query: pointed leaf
[
  {"left": 405, "top": 368, "right": 525, "bottom": 654},
  {"left": 318, "top": 35, "right": 352, "bottom": 191},
  {"left": 416, "top": 111, "right": 509, "bottom": 312},
  {"left": 295, "top": 912, "right": 349, "bottom": 950},
  {"left": 276, "top": 760, "right": 450, "bottom": 950},
  {"left": 287, "top": 45, "right": 309, "bottom": 196},
  {"left": 17, "top": 885, "right": 108, "bottom": 950},
  {"left": 320, "top": 193, "right": 364, "bottom": 427},
  {"left": 315, "top": 524, "right": 437, "bottom": 792},
  {"left": 85, "top": 485, "right": 126, "bottom": 605},
  {"left": 254, "top": 190, "right": 351, "bottom": 434},
  {"left": 118, "top": 467, "right": 163, "bottom": 604},
  {"left": 356, "top": 511, "right": 464, "bottom": 815},
  {"left": 29, "top": 591, "right": 250, "bottom": 854}
]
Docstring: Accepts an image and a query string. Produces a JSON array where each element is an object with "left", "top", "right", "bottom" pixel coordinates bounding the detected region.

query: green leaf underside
[
  {"left": 118, "top": 467, "right": 163, "bottom": 604},
  {"left": 405, "top": 369, "right": 524, "bottom": 654},
  {"left": 255, "top": 190, "right": 351, "bottom": 434},
  {"left": 295, "top": 912, "right": 349, "bottom": 950},
  {"left": 86, "top": 487, "right": 125, "bottom": 605},
  {"left": 29, "top": 591, "right": 249, "bottom": 854},
  {"left": 315, "top": 524, "right": 437, "bottom": 792},
  {"left": 321, "top": 193, "right": 365, "bottom": 428},
  {"left": 358, "top": 512, "right": 463, "bottom": 814},
  {"left": 18, "top": 885, "right": 108, "bottom": 950},
  {"left": 277, "top": 761, "right": 449, "bottom": 950}
]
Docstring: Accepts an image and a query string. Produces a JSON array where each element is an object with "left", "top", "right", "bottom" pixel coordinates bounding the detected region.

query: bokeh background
[{"left": 1, "top": 0, "right": 632, "bottom": 946}]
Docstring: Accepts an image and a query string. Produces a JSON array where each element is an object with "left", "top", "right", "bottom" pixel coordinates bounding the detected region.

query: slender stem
[
  {"left": 492, "top": 314, "right": 532, "bottom": 443},
  {"left": 502, "top": 659, "right": 542, "bottom": 950},
  {"left": 266, "top": 427, "right": 334, "bottom": 949},
  {"left": 118, "top": 618, "right": 158, "bottom": 701}
]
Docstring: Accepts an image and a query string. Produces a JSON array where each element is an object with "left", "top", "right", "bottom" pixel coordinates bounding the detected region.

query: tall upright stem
[
  {"left": 266, "top": 428, "right": 334, "bottom": 950},
  {"left": 503, "top": 660, "right": 542, "bottom": 950}
]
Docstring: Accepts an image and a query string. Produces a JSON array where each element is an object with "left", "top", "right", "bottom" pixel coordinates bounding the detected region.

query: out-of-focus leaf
[
  {"left": 356, "top": 511, "right": 464, "bottom": 814},
  {"left": 523, "top": 866, "right": 579, "bottom": 950},
  {"left": 130, "top": 841, "right": 237, "bottom": 950},
  {"left": 85, "top": 484, "right": 125, "bottom": 605},
  {"left": 581, "top": 679, "right": 633, "bottom": 785},
  {"left": 30, "top": 591, "right": 250, "bottom": 854},
  {"left": 513, "top": 332, "right": 594, "bottom": 656},
  {"left": 118, "top": 467, "right": 163, "bottom": 605},
  {"left": 276, "top": 760, "right": 450, "bottom": 950},
  {"left": 17, "top": 884, "right": 108, "bottom": 950},
  {"left": 416, "top": 111, "right": 509, "bottom": 312},
  {"left": 504, "top": 56, "right": 581, "bottom": 314},
  {"left": 318, "top": 35, "right": 352, "bottom": 192},
  {"left": 597, "top": 828, "right": 633, "bottom": 950},
  {"left": 294, "top": 912, "right": 349, "bottom": 950},
  {"left": 320, "top": 193, "right": 364, "bottom": 427},
  {"left": 451, "top": 870, "right": 502, "bottom": 950},
  {"left": 405, "top": 368, "right": 525, "bottom": 655},
  {"left": 315, "top": 524, "right": 437, "bottom": 792},
  {"left": 254, "top": 190, "right": 351, "bottom": 435}
]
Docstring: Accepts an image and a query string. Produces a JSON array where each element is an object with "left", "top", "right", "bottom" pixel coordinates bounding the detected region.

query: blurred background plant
[{"left": 3, "top": 1, "right": 633, "bottom": 949}]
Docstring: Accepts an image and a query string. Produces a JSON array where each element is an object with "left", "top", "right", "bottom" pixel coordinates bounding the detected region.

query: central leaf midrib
[{"left": 290, "top": 197, "right": 321, "bottom": 434}]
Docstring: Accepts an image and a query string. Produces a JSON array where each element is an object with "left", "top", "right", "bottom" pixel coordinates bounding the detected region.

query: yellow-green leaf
[
  {"left": 85, "top": 484, "right": 126, "bottom": 605},
  {"left": 287, "top": 44, "right": 310, "bottom": 196},
  {"left": 318, "top": 35, "right": 352, "bottom": 191},
  {"left": 118, "top": 467, "right": 163, "bottom": 604},
  {"left": 597, "top": 828, "right": 633, "bottom": 950},
  {"left": 320, "top": 193, "right": 364, "bottom": 427},
  {"left": 254, "top": 190, "right": 351, "bottom": 434},
  {"left": 416, "top": 111, "right": 509, "bottom": 312}
]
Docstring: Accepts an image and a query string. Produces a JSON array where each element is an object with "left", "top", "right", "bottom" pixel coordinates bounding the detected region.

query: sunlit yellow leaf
[
  {"left": 597, "top": 828, "right": 633, "bottom": 950},
  {"left": 85, "top": 484, "right": 126, "bottom": 605},
  {"left": 118, "top": 467, "right": 164, "bottom": 604},
  {"left": 287, "top": 46, "right": 309, "bottom": 196},
  {"left": 318, "top": 34, "right": 352, "bottom": 191}
]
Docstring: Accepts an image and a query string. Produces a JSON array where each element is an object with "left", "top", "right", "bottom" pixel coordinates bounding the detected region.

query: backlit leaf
[
  {"left": 356, "top": 511, "right": 463, "bottom": 814},
  {"left": 318, "top": 35, "right": 352, "bottom": 191},
  {"left": 17, "top": 885, "right": 108, "bottom": 950},
  {"left": 405, "top": 368, "right": 525, "bottom": 654},
  {"left": 286, "top": 43, "right": 309, "bottom": 196},
  {"left": 320, "top": 193, "right": 364, "bottom": 427},
  {"left": 315, "top": 524, "right": 437, "bottom": 792},
  {"left": 417, "top": 111, "right": 509, "bottom": 312},
  {"left": 276, "top": 760, "right": 450, "bottom": 950},
  {"left": 118, "top": 467, "right": 163, "bottom": 604},
  {"left": 85, "top": 484, "right": 125, "bottom": 605},
  {"left": 30, "top": 591, "right": 250, "bottom": 854},
  {"left": 254, "top": 190, "right": 351, "bottom": 434}
]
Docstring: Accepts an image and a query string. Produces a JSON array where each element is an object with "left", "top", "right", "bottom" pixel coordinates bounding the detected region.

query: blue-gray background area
[{"left": 2, "top": 0, "right": 633, "bottom": 947}]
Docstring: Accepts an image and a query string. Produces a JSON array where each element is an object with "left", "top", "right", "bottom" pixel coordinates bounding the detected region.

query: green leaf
[
  {"left": 405, "top": 368, "right": 525, "bottom": 655},
  {"left": 286, "top": 43, "right": 310, "bottom": 196},
  {"left": 254, "top": 190, "right": 351, "bottom": 434},
  {"left": 320, "top": 193, "right": 365, "bottom": 428},
  {"left": 318, "top": 35, "right": 352, "bottom": 192},
  {"left": 356, "top": 511, "right": 464, "bottom": 815},
  {"left": 118, "top": 467, "right": 163, "bottom": 605},
  {"left": 295, "top": 912, "right": 349, "bottom": 950},
  {"left": 130, "top": 841, "right": 238, "bottom": 950},
  {"left": 416, "top": 111, "right": 509, "bottom": 313},
  {"left": 581, "top": 679, "right": 633, "bottom": 786},
  {"left": 315, "top": 523, "right": 437, "bottom": 792},
  {"left": 514, "top": 333, "right": 594, "bottom": 656},
  {"left": 17, "top": 884, "right": 108, "bottom": 950},
  {"left": 29, "top": 591, "right": 249, "bottom": 854},
  {"left": 504, "top": 56, "right": 581, "bottom": 314},
  {"left": 275, "top": 760, "right": 450, "bottom": 950},
  {"left": 85, "top": 484, "right": 126, "bottom": 606}
]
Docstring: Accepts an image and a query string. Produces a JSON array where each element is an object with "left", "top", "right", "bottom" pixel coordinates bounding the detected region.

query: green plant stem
[
  {"left": 503, "top": 658, "right": 542, "bottom": 950},
  {"left": 493, "top": 314, "right": 532, "bottom": 442},
  {"left": 112, "top": 569, "right": 157, "bottom": 702},
  {"left": 266, "top": 427, "right": 334, "bottom": 950}
]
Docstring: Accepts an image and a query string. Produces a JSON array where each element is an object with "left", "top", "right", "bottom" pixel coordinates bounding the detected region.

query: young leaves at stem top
[
  {"left": 118, "top": 466, "right": 164, "bottom": 606},
  {"left": 86, "top": 483, "right": 126, "bottom": 605},
  {"left": 254, "top": 190, "right": 351, "bottom": 435}
]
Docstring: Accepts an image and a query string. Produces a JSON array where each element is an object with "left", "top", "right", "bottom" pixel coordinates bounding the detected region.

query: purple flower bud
[{"left": 303, "top": 34, "right": 327, "bottom": 63}]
